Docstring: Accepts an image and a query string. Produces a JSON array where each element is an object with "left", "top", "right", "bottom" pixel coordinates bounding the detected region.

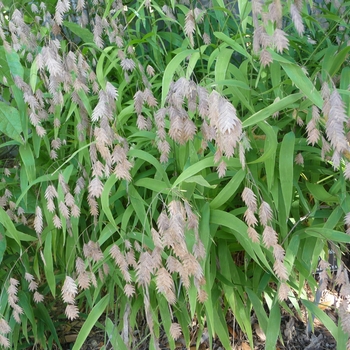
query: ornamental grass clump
[{"left": 0, "top": 0, "right": 350, "bottom": 349}]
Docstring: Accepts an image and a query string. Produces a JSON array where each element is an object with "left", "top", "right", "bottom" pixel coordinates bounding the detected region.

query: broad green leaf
[
  {"left": 6, "top": 50, "right": 24, "bottom": 78},
  {"left": 265, "top": 302, "right": 281, "bottom": 350},
  {"left": 128, "top": 184, "right": 150, "bottom": 235},
  {"left": 210, "top": 169, "right": 245, "bottom": 209},
  {"left": 0, "top": 207, "right": 36, "bottom": 247},
  {"left": 161, "top": 49, "right": 195, "bottom": 107},
  {"left": 213, "top": 304, "right": 232, "bottom": 350},
  {"left": 242, "top": 93, "right": 303, "bottom": 127},
  {"left": 219, "top": 241, "right": 254, "bottom": 345},
  {"left": 301, "top": 299, "right": 337, "bottom": 338},
  {"left": 101, "top": 175, "right": 119, "bottom": 230},
  {"left": 186, "top": 45, "right": 209, "bottom": 79},
  {"left": 44, "top": 231, "right": 56, "bottom": 298},
  {"left": 279, "top": 132, "right": 295, "bottom": 217},
  {"left": 270, "top": 51, "right": 323, "bottom": 108},
  {"left": 129, "top": 149, "right": 170, "bottom": 187},
  {"left": 214, "top": 32, "right": 253, "bottom": 63},
  {"left": 305, "top": 183, "right": 338, "bottom": 203},
  {"left": 302, "top": 228, "right": 350, "bottom": 243},
  {"left": 172, "top": 156, "right": 240, "bottom": 188},
  {"left": 0, "top": 234, "right": 5, "bottom": 265},
  {"left": 134, "top": 178, "right": 169, "bottom": 194},
  {"left": 63, "top": 21, "right": 94, "bottom": 44},
  {"left": 211, "top": 210, "right": 256, "bottom": 264},
  {"left": 213, "top": 79, "right": 250, "bottom": 90},
  {"left": 19, "top": 144, "right": 36, "bottom": 183},
  {"left": 246, "top": 288, "right": 268, "bottom": 332},
  {"left": 105, "top": 317, "right": 128, "bottom": 350},
  {"left": 183, "top": 175, "right": 216, "bottom": 188},
  {"left": 329, "top": 46, "right": 350, "bottom": 77},
  {"left": 15, "top": 172, "right": 60, "bottom": 207},
  {"left": 0, "top": 102, "right": 23, "bottom": 144},
  {"left": 29, "top": 54, "right": 38, "bottom": 92},
  {"left": 215, "top": 48, "right": 233, "bottom": 92},
  {"left": 249, "top": 122, "right": 277, "bottom": 164},
  {"left": 72, "top": 295, "right": 109, "bottom": 350}
]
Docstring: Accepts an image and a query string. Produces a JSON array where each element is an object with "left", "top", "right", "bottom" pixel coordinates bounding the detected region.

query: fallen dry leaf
[
  {"left": 240, "top": 342, "right": 251, "bottom": 350},
  {"left": 254, "top": 323, "right": 266, "bottom": 341}
]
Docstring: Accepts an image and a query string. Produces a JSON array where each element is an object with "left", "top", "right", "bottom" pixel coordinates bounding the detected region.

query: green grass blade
[
  {"left": 246, "top": 288, "right": 268, "bottom": 331},
  {"left": 129, "top": 149, "right": 170, "bottom": 187},
  {"left": 213, "top": 32, "right": 253, "bottom": 63},
  {"left": 161, "top": 49, "right": 195, "bottom": 107},
  {"left": 43, "top": 231, "right": 56, "bottom": 297},
  {"left": 0, "top": 102, "right": 23, "bottom": 144},
  {"left": 105, "top": 317, "right": 128, "bottom": 350},
  {"left": 101, "top": 175, "right": 119, "bottom": 230},
  {"left": 242, "top": 93, "right": 303, "bottom": 127},
  {"left": 301, "top": 299, "right": 337, "bottom": 338},
  {"left": 279, "top": 131, "right": 295, "bottom": 217},
  {"left": 72, "top": 295, "right": 109, "bottom": 350},
  {"left": 172, "top": 156, "right": 240, "bottom": 188},
  {"left": 215, "top": 48, "right": 233, "bottom": 92},
  {"left": 249, "top": 121, "right": 277, "bottom": 164},
  {"left": 210, "top": 169, "right": 245, "bottom": 209},
  {"left": 305, "top": 183, "right": 339, "bottom": 203},
  {"left": 0, "top": 207, "right": 36, "bottom": 247},
  {"left": 265, "top": 301, "right": 281, "bottom": 350},
  {"left": 270, "top": 51, "right": 323, "bottom": 108}
]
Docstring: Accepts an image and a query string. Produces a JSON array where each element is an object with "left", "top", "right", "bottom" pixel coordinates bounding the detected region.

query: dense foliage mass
[{"left": 0, "top": 0, "right": 349, "bottom": 348}]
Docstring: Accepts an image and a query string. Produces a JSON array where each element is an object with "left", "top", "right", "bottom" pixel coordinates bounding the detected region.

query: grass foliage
[{"left": 0, "top": 0, "right": 350, "bottom": 348}]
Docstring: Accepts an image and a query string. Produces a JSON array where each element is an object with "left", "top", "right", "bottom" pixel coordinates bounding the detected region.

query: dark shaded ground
[{"left": 58, "top": 294, "right": 339, "bottom": 350}]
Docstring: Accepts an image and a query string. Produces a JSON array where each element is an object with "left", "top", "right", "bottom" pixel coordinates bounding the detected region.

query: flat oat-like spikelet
[
  {"left": 134, "top": 90, "right": 144, "bottom": 115},
  {"left": 290, "top": 3, "right": 304, "bottom": 36},
  {"left": 273, "top": 260, "right": 288, "bottom": 281},
  {"left": 124, "top": 283, "right": 135, "bottom": 298},
  {"left": 273, "top": 243, "right": 285, "bottom": 261},
  {"left": 185, "top": 10, "right": 195, "bottom": 46},
  {"left": 92, "top": 90, "right": 108, "bottom": 122},
  {"left": 0, "top": 334, "right": 10, "bottom": 349},
  {"left": 156, "top": 267, "right": 176, "bottom": 304},
  {"left": 170, "top": 323, "right": 182, "bottom": 340},
  {"left": 136, "top": 251, "right": 153, "bottom": 287},
  {"left": 242, "top": 187, "right": 257, "bottom": 213},
  {"left": 306, "top": 119, "right": 320, "bottom": 146},
  {"left": 77, "top": 272, "right": 91, "bottom": 290},
  {"left": 216, "top": 160, "right": 227, "bottom": 179},
  {"left": 260, "top": 49, "right": 273, "bottom": 67},
  {"left": 93, "top": 15, "right": 104, "bottom": 49},
  {"left": 65, "top": 304, "right": 79, "bottom": 320},
  {"left": 217, "top": 98, "right": 240, "bottom": 135},
  {"left": 262, "top": 225, "right": 278, "bottom": 248},
  {"left": 166, "top": 255, "right": 182, "bottom": 274},
  {"left": 294, "top": 153, "right": 304, "bottom": 165},
  {"left": 273, "top": 29, "right": 289, "bottom": 53},
  {"left": 244, "top": 208, "right": 258, "bottom": 227},
  {"left": 247, "top": 226, "right": 260, "bottom": 243},
  {"left": 59, "top": 201, "right": 70, "bottom": 219},
  {"left": 88, "top": 177, "right": 104, "bottom": 198},
  {"left": 182, "top": 118, "right": 197, "bottom": 143},
  {"left": 53, "top": 214, "right": 62, "bottom": 229},
  {"left": 326, "top": 90, "right": 348, "bottom": 154},
  {"left": 259, "top": 201, "right": 273, "bottom": 226},
  {"left": 34, "top": 206, "right": 43, "bottom": 234},
  {"left": 61, "top": 276, "right": 78, "bottom": 304},
  {"left": 182, "top": 253, "right": 203, "bottom": 280},
  {"left": 0, "top": 318, "right": 11, "bottom": 334},
  {"left": 278, "top": 282, "right": 290, "bottom": 301},
  {"left": 110, "top": 244, "right": 131, "bottom": 282}
]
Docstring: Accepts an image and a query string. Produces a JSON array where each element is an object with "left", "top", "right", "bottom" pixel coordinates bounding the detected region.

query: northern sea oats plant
[{"left": 0, "top": 0, "right": 350, "bottom": 349}]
